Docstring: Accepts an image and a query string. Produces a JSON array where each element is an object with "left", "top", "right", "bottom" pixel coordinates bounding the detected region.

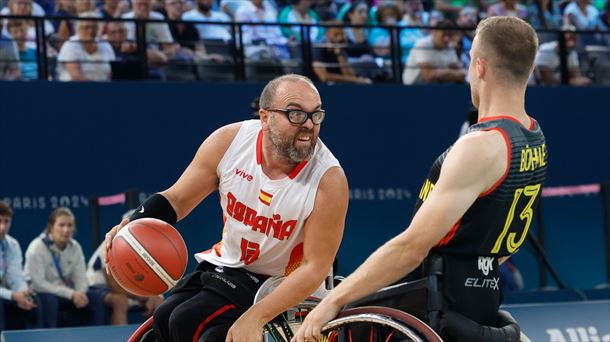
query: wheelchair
[{"left": 128, "top": 255, "right": 520, "bottom": 342}]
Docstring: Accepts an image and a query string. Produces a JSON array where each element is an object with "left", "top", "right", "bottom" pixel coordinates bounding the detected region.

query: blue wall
[{"left": 1, "top": 82, "right": 608, "bottom": 290}]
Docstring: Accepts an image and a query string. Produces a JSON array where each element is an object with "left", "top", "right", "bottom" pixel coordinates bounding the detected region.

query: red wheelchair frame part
[{"left": 128, "top": 316, "right": 154, "bottom": 342}]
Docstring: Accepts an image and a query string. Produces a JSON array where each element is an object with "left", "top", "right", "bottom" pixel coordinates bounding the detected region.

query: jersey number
[
  {"left": 491, "top": 184, "right": 541, "bottom": 254},
  {"left": 240, "top": 238, "right": 260, "bottom": 265}
]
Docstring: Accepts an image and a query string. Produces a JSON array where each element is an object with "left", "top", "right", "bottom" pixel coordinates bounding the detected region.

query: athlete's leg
[
  {"left": 153, "top": 290, "right": 199, "bottom": 342},
  {"left": 168, "top": 289, "right": 244, "bottom": 342}
]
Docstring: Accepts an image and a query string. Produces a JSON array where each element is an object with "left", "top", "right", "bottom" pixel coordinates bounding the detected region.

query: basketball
[{"left": 107, "top": 218, "right": 188, "bottom": 297}]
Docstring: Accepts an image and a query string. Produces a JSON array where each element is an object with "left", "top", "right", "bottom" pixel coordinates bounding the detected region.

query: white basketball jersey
[{"left": 195, "top": 120, "right": 340, "bottom": 276}]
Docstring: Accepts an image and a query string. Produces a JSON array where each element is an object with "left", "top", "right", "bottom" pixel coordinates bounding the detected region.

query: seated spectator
[
  {"left": 528, "top": 0, "right": 562, "bottom": 30},
  {"left": 219, "top": 0, "right": 244, "bottom": 19},
  {"left": 595, "top": 2, "right": 609, "bottom": 46},
  {"left": 52, "top": 0, "right": 76, "bottom": 33},
  {"left": 313, "top": 24, "right": 372, "bottom": 84},
  {"left": 341, "top": 0, "right": 373, "bottom": 59},
  {"left": 402, "top": 20, "right": 465, "bottom": 85},
  {"left": 87, "top": 226, "right": 163, "bottom": 325},
  {"left": 0, "top": 32, "right": 20, "bottom": 80},
  {"left": 488, "top": 0, "right": 528, "bottom": 19},
  {"left": 182, "top": 0, "right": 232, "bottom": 41},
  {"left": 24, "top": 208, "right": 106, "bottom": 327},
  {"left": 163, "top": 0, "right": 199, "bottom": 56},
  {"left": 278, "top": 0, "right": 323, "bottom": 42},
  {"left": 1, "top": 0, "right": 55, "bottom": 50},
  {"left": 55, "top": 0, "right": 98, "bottom": 48},
  {"left": 368, "top": 3, "right": 401, "bottom": 58},
  {"left": 123, "top": 0, "right": 179, "bottom": 68},
  {"left": 454, "top": 5, "right": 477, "bottom": 71},
  {"left": 100, "top": 0, "right": 131, "bottom": 19},
  {"left": 235, "top": 0, "right": 289, "bottom": 60},
  {"left": 7, "top": 19, "right": 37, "bottom": 80},
  {"left": 104, "top": 21, "right": 168, "bottom": 79},
  {"left": 57, "top": 12, "right": 115, "bottom": 81},
  {"left": 432, "top": 0, "right": 491, "bottom": 18},
  {"left": 400, "top": 0, "right": 430, "bottom": 61},
  {"left": 564, "top": 0, "right": 599, "bottom": 30},
  {"left": 535, "top": 28, "right": 591, "bottom": 85},
  {"left": 0, "top": 201, "right": 42, "bottom": 334},
  {"left": 313, "top": 0, "right": 340, "bottom": 21}
]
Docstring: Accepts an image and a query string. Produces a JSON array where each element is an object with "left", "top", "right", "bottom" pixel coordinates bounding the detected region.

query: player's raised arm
[{"left": 294, "top": 130, "right": 507, "bottom": 342}]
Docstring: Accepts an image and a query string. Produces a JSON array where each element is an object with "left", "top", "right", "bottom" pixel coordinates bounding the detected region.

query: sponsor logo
[
  {"left": 235, "top": 168, "right": 254, "bottom": 182},
  {"left": 135, "top": 274, "right": 144, "bottom": 282},
  {"left": 139, "top": 206, "right": 145, "bottom": 214},
  {"left": 547, "top": 326, "right": 609, "bottom": 342},
  {"left": 210, "top": 273, "right": 237, "bottom": 289},
  {"left": 478, "top": 256, "right": 494, "bottom": 276},
  {"left": 464, "top": 277, "right": 499, "bottom": 290}
]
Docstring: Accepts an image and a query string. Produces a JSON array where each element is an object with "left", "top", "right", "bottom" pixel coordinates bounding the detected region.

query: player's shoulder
[{"left": 452, "top": 129, "right": 508, "bottom": 167}]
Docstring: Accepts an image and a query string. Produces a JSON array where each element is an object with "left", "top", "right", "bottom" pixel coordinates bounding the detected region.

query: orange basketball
[{"left": 107, "top": 218, "right": 188, "bottom": 297}]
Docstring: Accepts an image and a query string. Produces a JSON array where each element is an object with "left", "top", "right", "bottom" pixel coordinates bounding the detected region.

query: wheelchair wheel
[
  {"left": 318, "top": 306, "right": 443, "bottom": 342},
  {"left": 264, "top": 298, "right": 321, "bottom": 342}
]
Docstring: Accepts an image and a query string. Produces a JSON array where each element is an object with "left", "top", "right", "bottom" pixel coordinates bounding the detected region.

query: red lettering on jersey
[
  {"left": 240, "top": 238, "right": 260, "bottom": 265},
  {"left": 226, "top": 193, "right": 299, "bottom": 241},
  {"left": 235, "top": 168, "right": 254, "bottom": 182}
]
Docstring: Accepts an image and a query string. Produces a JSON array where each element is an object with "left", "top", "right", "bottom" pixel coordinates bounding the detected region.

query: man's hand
[
  {"left": 72, "top": 291, "right": 89, "bottom": 308},
  {"left": 225, "top": 311, "right": 265, "bottom": 342},
  {"left": 292, "top": 298, "right": 341, "bottom": 342},
  {"left": 141, "top": 295, "right": 164, "bottom": 316},
  {"left": 12, "top": 289, "right": 36, "bottom": 311},
  {"left": 104, "top": 218, "right": 130, "bottom": 274}
]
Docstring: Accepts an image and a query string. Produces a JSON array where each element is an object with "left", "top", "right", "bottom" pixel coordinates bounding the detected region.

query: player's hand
[
  {"left": 292, "top": 298, "right": 341, "bottom": 342},
  {"left": 72, "top": 291, "right": 89, "bottom": 308},
  {"left": 104, "top": 218, "right": 130, "bottom": 274},
  {"left": 225, "top": 312, "right": 264, "bottom": 342},
  {"left": 142, "top": 295, "right": 164, "bottom": 316},
  {"left": 12, "top": 289, "right": 36, "bottom": 310}
]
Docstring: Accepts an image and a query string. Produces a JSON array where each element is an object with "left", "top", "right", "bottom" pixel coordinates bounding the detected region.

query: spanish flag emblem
[{"left": 259, "top": 189, "right": 273, "bottom": 206}]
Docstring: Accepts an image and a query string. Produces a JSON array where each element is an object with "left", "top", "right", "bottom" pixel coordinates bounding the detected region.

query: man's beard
[{"left": 268, "top": 115, "right": 317, "bottom": 163}]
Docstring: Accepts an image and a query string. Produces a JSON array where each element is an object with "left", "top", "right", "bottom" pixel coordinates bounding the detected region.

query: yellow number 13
[{"left": 491, "top": 184, "right": 541, "bottom": 254}]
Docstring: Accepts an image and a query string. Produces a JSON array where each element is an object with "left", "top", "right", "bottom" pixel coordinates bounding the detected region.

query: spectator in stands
[
  {"left": 219, "top": 0, "right": 243, "bottom": 19},
  {"left": 24, "top": 207, "right": 106, "bottom": 327},
  {"left": 163, "top": 0, "right": 199, "bottom": 56},
  {"left": 432, "top": 0, "right": 490, "bottom": 18},
  {"left": 87, "top": 211, "right": 163, "bottom": 325},
  {"left": 55, "top": 0, "right": 98, "bottom": 48},
  {"left": 400, "top": 0, "right": 430, "bottom": 61},
  {"left": 564, "top": 0, "right": 600, "bottom": 30},
  {"left": 52, "top": 0, "right": 76, "bottom": 33},
  {"left": 313, "top": 0, "right": 340, "bottom": 21},
  {"left": 535, "top": 28, "right": 592, "bottom": 85},
  {"left": 57, "top": 12, "right": 115, "bottom": 81},
  {"left": 488, "top": 0, "right": 528, "bottom": 19},
  {"left": 0, "top": 201, "right": 42, "bottom": 334},
  {"left": 454, "top": 6, "right": 477, "bottom": 71},
  {"left": 278, "top": 0, "right": 323, "bottom": 42},
  {"left": 402, "top": 20, "right": 465, "bottom": 84},
  {"left": 313, "top": 23, "right": 372, "bottom": 84},
  {"left": 1, "top": 0, "right": 55, "bottom": 50},
  {"left": 595, "top": 1, "right": 610, "bottom": 46},
  {"left": 104, "top": 21, "right": 168, "bottom": 79},
  {"left": 182, "top": 0, "right": 232, "bottom": 41},
  {"left": 368, "top": 3, "right": 401, "bottom": 58},
  {"left": 234, "top": 0, "right": 289, "bottom": 60},
  {"left": 0, "top": 32, "right": 20, "bottom": 80},
  {"left": 7, "top": 19, "right": 37, "bottom": 80},
  {"left": 122, "top": 0, "right": 179, "bottom": 69},
  {"left": 528, "top": 0, "right": 562, "bottom": 30},
  {"left": 100, "top": 0, "right": 131, "bottom": 19},
  {"left": 341, "top": 0, "right": 373, "bottom": 59}
]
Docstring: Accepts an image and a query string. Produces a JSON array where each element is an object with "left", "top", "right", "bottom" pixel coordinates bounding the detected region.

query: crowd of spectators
[
  {"left": 0, "top": 201, "right": 161, "bottom": 334},
  {"left": 0, "top": 0, "right": 608, "bottom": 84}
]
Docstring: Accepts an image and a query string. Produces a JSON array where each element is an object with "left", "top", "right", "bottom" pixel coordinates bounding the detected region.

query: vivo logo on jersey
[
  {"left": 478, "top": 256, "right": 494, "bottom": 276},
  {"left": 235, "top": 168, "right": 254, "bottom": 182},
  {"left": 226, "top": 192, "right": 297, "bottom": 241}
]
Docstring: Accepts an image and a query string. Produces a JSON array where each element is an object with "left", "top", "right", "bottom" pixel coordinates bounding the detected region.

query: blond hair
[{"left": 475, "top": 16, "right": 538, "bottom": 84}]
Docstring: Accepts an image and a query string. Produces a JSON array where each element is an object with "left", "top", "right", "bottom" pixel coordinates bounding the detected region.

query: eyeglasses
[{"left": 265, "top": 108, "right": 325, "bottom": 125}]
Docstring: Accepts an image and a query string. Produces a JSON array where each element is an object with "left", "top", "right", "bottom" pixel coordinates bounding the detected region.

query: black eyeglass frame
[{"left": 264, "top": 107, "right": 326, "bottom": 125}]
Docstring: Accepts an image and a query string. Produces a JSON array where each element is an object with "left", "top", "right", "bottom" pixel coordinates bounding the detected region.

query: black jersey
[{"left": 413, "top": 116, "right": 547, "bottom": 326}]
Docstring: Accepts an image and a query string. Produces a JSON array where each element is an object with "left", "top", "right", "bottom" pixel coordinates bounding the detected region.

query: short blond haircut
[{"left": 475, "top": 16, "right": 538, "bottom": 84}]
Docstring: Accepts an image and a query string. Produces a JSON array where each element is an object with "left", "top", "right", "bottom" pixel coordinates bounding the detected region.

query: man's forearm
[{"left": 245, "top": 262, "right": 330, "bottom": 324}]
